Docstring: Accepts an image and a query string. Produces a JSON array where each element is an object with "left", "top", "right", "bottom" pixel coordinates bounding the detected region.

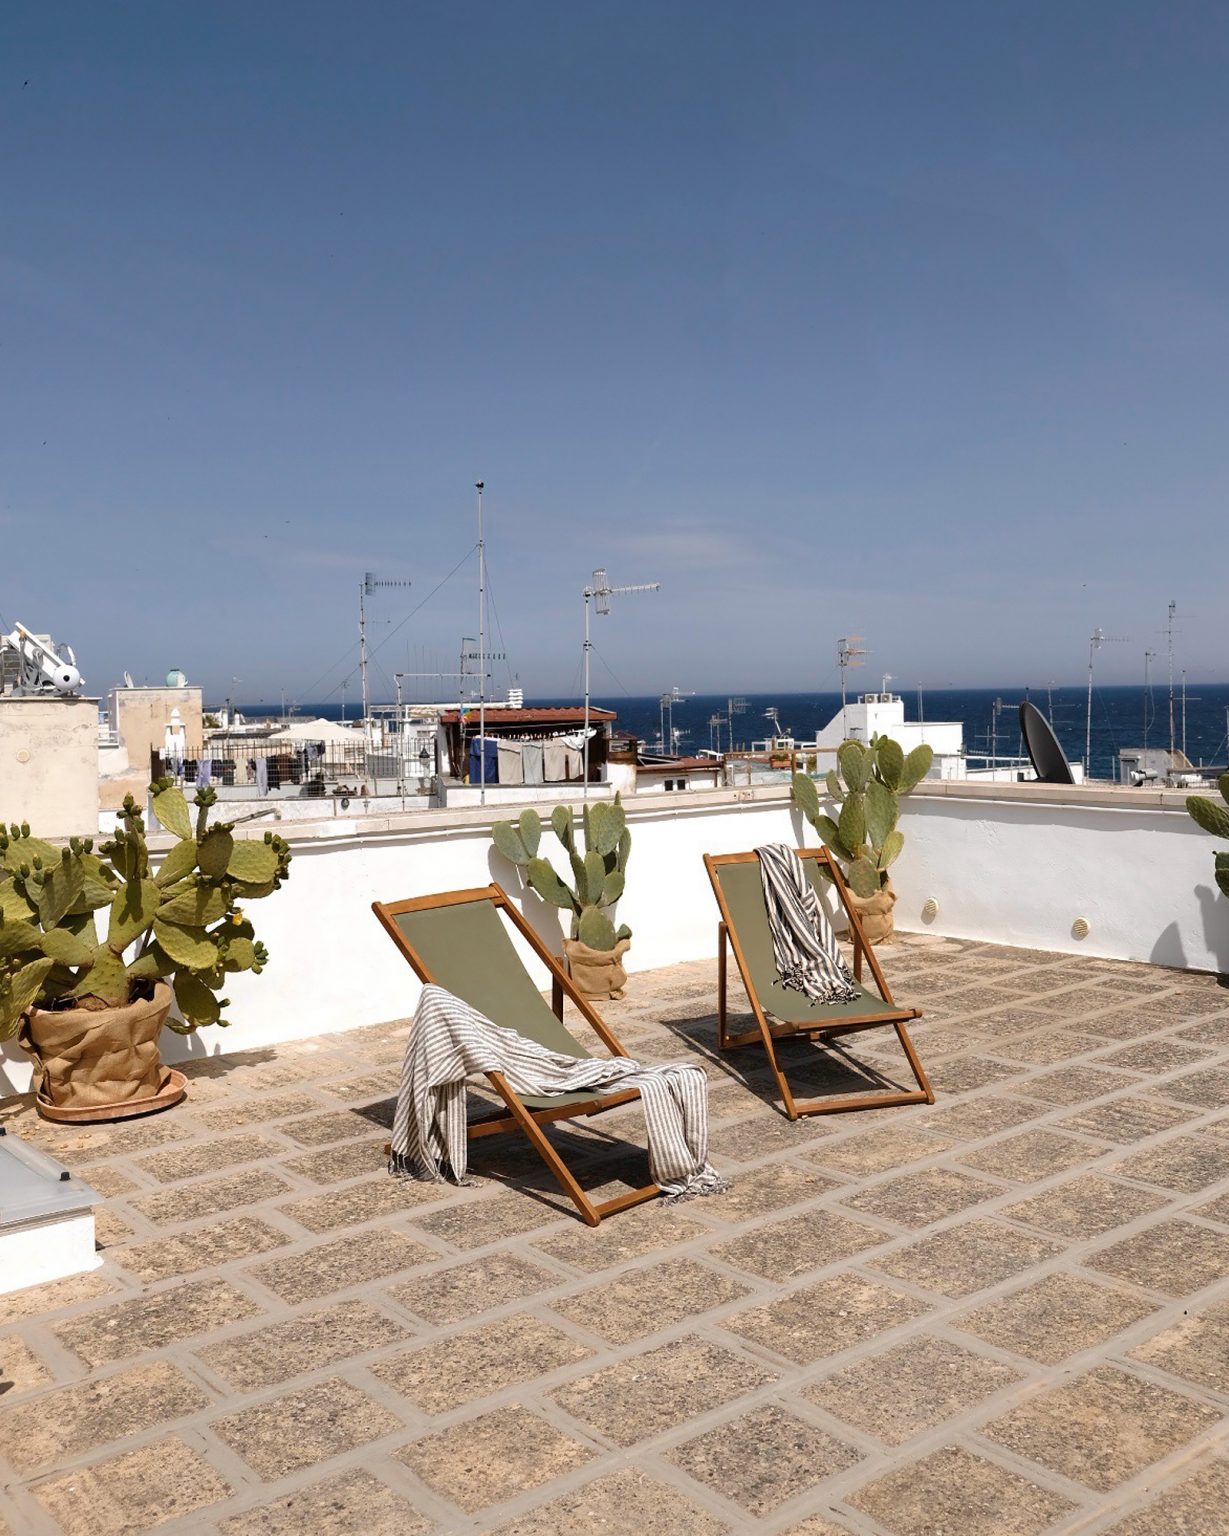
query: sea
[{"left": 237, "top": 684, "right": 1229, "bottom": 783}]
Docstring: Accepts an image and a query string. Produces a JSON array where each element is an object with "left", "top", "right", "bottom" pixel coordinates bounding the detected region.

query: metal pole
[
  {"left": 359, "top": 578, "right": 370, "bottom": 753},
  {"left": 1167, "top": 600, "right": 1176, "bottom": 761},
  {"left": 1182, "top": 670, "right": 1188, "bottom": 759},
  {"left": 1086, "top": 633, "right": 1096, "bottom": 777},
  {"left": 476, "top": 482, "right": 486, "bottom": 805},
  {"left": 582, "top": 589, "right": 591, "bottom": 794}
]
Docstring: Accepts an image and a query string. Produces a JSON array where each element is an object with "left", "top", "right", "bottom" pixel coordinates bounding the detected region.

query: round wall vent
[
  {"left": 921, "top": 897, "right": 939, "bottom": 922},
  {"left": 1071, "top": 916, "right": 1091, "bottom": 940}
]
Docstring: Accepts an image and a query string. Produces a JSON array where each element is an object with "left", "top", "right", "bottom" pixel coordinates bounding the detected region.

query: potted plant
[
  {"left": 792, "top": 737, "right": 932, "bottom": 944},
  {"left": 492, "top": 797, "right": 632, "bottom": 998},
  {"left": 0, "top": 781, "right": 291, "bottom": 1122},
  {"left": 1186, "top": 775, "right": 1229, "bottom": 906}
]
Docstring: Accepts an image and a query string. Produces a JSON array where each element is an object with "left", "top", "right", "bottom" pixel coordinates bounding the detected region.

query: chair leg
[
  {"left": 894, "top": 1019, "right": 936, "bottom": 1104},
  {"left": 717, "top": 922, "right": 728, "bottom": 1049}
]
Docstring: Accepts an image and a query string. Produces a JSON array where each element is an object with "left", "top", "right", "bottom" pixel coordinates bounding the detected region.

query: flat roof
[{"left": 439, "top": 707, "right": 616, "bottom": 725}]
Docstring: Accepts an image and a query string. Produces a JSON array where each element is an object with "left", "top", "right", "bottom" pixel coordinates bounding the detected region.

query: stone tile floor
[{"left": 2, "top": 933, "right": 1229, "bottom": 1534}]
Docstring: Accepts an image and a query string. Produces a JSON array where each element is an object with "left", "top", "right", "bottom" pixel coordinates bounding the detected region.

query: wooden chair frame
[
  {"left": 372, "top": 884, "right": 659, "bottom": 1227},
  {"left": 703, "top": 848, "right": 935, "bottom": 1121}
]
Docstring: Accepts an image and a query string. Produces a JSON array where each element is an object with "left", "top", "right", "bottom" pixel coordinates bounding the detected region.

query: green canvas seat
[
  {"left": 373, "top": 884, "right": 660, "bottom": 1224},
  {"left": 704, "top": 849, "right": 935, "bottom": 1120}
]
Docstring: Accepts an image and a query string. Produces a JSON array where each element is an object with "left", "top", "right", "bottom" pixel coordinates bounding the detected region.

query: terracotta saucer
[{"left": 34, "top": 1069, "right": 188, "bottom": 1124}]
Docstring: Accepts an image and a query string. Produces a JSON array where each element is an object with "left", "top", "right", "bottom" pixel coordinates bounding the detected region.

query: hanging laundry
[
  {"left": 196, "top": 757, "right": 212, "bottom": 789},
  {"left": 468, "top": 737, "right": 499, "bottom": 785},
  {"left": 497, "top": 741, "right": 524, "bottom": 786},
  {"left": 255, "top": 756, "right": 269, "bottom": 795},
  {"left": 563, "top": 745, "right": 584, "bottom": 780},
  {"left": 521, "top": 741, "right": 545, "bottom": 785},
  {"left": 543, "top": 740, "right": 568, "bottom": 781}
]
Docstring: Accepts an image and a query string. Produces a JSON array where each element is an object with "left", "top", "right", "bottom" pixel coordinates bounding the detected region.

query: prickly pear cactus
[
  {"left": 1187, "top": 774, "right": 1229, "bottom": 901},
  {"left": 791, "top": 735, "right": 932, "bottom": 900},
  {"left": 492, "top": 795, "right": 631, "bottom": 950},
  {"left": 0, "top": 781, "right": 291, "bottom": 1040}
]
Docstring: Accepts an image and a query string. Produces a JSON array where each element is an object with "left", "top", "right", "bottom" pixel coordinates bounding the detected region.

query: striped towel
[
  {"left": 755, "top": 844, "right": 859, "bottom": 1005},
  {"left": 390, "top": 984, "right": 728, "bottom": 1202}
]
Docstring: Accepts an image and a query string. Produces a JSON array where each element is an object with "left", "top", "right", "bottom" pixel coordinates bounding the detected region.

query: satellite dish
[
  {"left": 1020, "top": 700, "right": 1075, "bottom": 784},
  {"left": 123, "top": 671, "right": 135, "bottom": 688},
  {"left": 166, "top": 668, "right": 187, "bottom": 688}
]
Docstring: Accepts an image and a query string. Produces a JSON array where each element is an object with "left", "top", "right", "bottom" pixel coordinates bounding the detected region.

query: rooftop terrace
[{"left": 2, "top": 936, "right": 1229, "bottom": 1535}]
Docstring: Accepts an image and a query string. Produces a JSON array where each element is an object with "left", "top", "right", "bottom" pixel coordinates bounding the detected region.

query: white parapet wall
[{"left": 1, "top": 780, "right": 1224, "bottom": 1095}]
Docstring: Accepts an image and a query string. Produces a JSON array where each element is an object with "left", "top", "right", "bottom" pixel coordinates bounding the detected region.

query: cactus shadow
[{"left": 486, "top": 846, "right": 567, "bottom": 957}]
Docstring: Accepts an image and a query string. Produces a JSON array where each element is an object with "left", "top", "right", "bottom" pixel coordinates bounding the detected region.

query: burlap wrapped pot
[
  {"left": 848, "top": 877, "right": 897, "bottom": 945},
  {"left": 20, "top": 982, "right": 176, "bottom": 1117},
  {"left": 562, "top": 936, "right": 631, "bottom": 999}
]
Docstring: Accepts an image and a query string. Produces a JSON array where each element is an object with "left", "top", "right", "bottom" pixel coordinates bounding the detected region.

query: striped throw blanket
[
  {"left": 755, "top": 844, "right": 860, "bottom": 1005},
  {"left": 390, "top": 984, "right": 728, "bottom": 1202}
]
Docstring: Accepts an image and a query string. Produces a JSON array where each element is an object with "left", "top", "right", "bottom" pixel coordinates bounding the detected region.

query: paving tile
[
  {"left": 840, "top": 1168, "right": 1003, "bottom": 1228},
  {"left": 74, "top": 1164, "right": 139, "bottom": 1198},
  {"left": 1018, "top": 1065, "right": 1141, "bottom": 1104},
  {"left": 713, "top": 1208, "right": 888, "bottom": 1283},
  {"left": 388, "top": 1251, "right": 558, "bottom": 1327},
  {"left": 0, "top": 1271, "right": 117, "bottom": 1325},
  {"left": 974, "top": 1007, "right": 1059, "bottom": 1035},
  {"left": 1097, "top": 1457, "right": 1229, "bottom": 1534},
  {"left": 0, "top": 1335, "right": 53, "bottom": 1396},
  {"left": 703, "top": 1162, "right": 836, "bottom": 1220},
  {"left": 551, "top": 1256, "right": 751, "bottom": 1343},
  {"left": 914, "top": 1095, "right": 1043, "bottom": 1140},
  {"left": 0, "top": 1360, "right": 210, "bottom": 1475},
  {"left": 94, "top": 1207, "right": 134, "bottom": 1249},
  {"left": 1059, "top": 1095, "right": 1201, "bottom": 1143},
  {"left": 808, "top": 1125, "right": 955, "bottom": 1176},
  {"left": 956, "top": 1272, "right": 1156, "bottom": 1364},
  {"left": 1098, "top": 1040, "right": 1214, "bottom": 1074},
  {"left": 808, "top": 1335, "right": 1021, "bottom": 1445},
  {"left": 532, "top": 1204, "right": 709, "bottom": 1272},
  {"left": 278, "top": 1133, "right": 390, "bottom": 1185},
  {"left": 137, "top": 1134, "right": 287, "bottom": 1184},
  {"left": 1193, "top": 1189, "right": 1229, "bottom": 1225},
  {"left": 990, "top": 1030, "right": 1106, "bottom": 1064},
  {"left": 553, "top": 1335, "right": 774, "bottom": 1445},
  {"left": 848, "top": 1443, "right": 1075, "bottom": 1535},
  {"left": 1110, "top": 1134, "right": 1229, "bottom": 1193},
  {"left": 1178, "top": 1016, "right": 1229, "bottom": 1045},
  {"left": 50, "top": 1277, "right": 261, "bottom": 1366},
  {"left": 130, "top": 1168, "right": 293, "bottom": 1226},
  {"left": 1130, "top": 1300, "right": 1229, "bottom": 1393},
  {"left": 1159, "top": 1065, "right": 1229, "bottom": 1108},
  {"left": 30, "top": 1435, "right": 230, "bottom": 1534},
  {"left": 709, "top": 1113, "right": 819, "bottom": 1164},
  {"left": 210, "top": 1376, "right": 402, "bottom": 1479},
  {"left": 411, "top": 1189, "right": 570, "bottom": 1250},
  {"left": 278, "top": 1109, "right": 382, "bottom": 1146},
  {"left": 373, "top": 1313, "right": 592, "bottom": 1413},
  {"left": 981, "top": 1364, "right": 1221, "bottom": 1491},
  {"left": 870, "top": 1219, "right": 1062, "bottom": 1298},
  {"left": 488, "top": 1465, "right": 730, "bottom": 1535},
  {"left": 197, "top": 1093, "right": 322, "bottom": 1130},
  {"left": 957, "top": 1128, "right": 1097, "bottom": 1184},
  {"left": 397, "top": 1403, "right": 594, "bottom": 1513},
  {"left": 218, "top": 1467, "right": 430, "bottom": 1535},
  {"left": 116, "top": 1215, "right": 289, "bottom": 1283},
  {"left": 196, "top": 1298, "right": 409, "bottom": 1389},
  {"left": 1002, "top": 1173, "right": 1168, "bottom": 1239},
  {"left": 778, "top": 1518, "right": 857, "bottom": 1536},
  {"left": 1087, "top": 1219, "right": 1229, "bottom": 1295},
  {"left": 244, "top": 1227, "right": 434, "bottom": 1303},
  {"left": 280, "top": 1177, "right": 452, "bottom": 1232},
  {"left": 927, "top": 1056, "right": 1022, "bottom": 1092},
  {"left": 722, "top": 1274, "right": 928, "bottom": 1364},
  {"left": 669, "top": 1402, "right": 859, "bottom": 1517},
  {"left": 1079, "top": 1006, "right": 1183, "bottom": 1039}
]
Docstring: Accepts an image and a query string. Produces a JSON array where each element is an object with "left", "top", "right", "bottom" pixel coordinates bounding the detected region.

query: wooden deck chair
[
  {"left": 372, "top": 884, "right": 659, "bottom": 1227},
  {"left": 703, "top": 849, "right": 934, "bottom": 1120}
]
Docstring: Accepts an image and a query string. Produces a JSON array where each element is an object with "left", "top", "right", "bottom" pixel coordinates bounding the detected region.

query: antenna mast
[
  {"left": 582, "top": 567, "right": 660, "bottom": 795},
  {"left": 1166, "top": 600, "right": 1178, "bottom": 761},
  {"left": 837, "top": 637, "right": 867, "bottom": 733},
  {"left": 476, "top": 483, "right": 486, "bottom": 804},
  {"left": 1085, "top": 626, "right": 1126, "bottom": 778},
  {"left": 360, "top": 571, "right": 412, "bottom": 750}
]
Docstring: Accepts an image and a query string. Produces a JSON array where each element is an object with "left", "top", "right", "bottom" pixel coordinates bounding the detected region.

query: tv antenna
[
  {"left": 1164, "top": 600, "right": 1179, "bottom": 760},
  {"left": 582, "top": 566, "right": 660, "bottom": 794},
  {"left": 838, "top": 636, "right": 867, "bottom": 733},
  {"left": 1085, "top": 627, "right": 1127, "bottom": 777},
  {"left": 658, "top": 686, "right": 693, "bottom": 755},
  {"left": 726, "top": 696, "right": 747, "bottom": 752},
  {"left": 1143, "top": 650, "right": 1157, "bottom": 752},
  {"left": 360, "top": 571, "right": 412, "bottom": 750}
]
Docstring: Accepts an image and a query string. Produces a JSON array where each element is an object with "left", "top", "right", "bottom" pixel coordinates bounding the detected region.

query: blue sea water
[{"left": 238, "top": 684, "right": 1229, "bottom": 782}]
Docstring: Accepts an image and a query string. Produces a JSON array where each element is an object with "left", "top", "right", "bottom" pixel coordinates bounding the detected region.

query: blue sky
[{"left": 3, "top": 2, "right": 1226, "bottom": 706}]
